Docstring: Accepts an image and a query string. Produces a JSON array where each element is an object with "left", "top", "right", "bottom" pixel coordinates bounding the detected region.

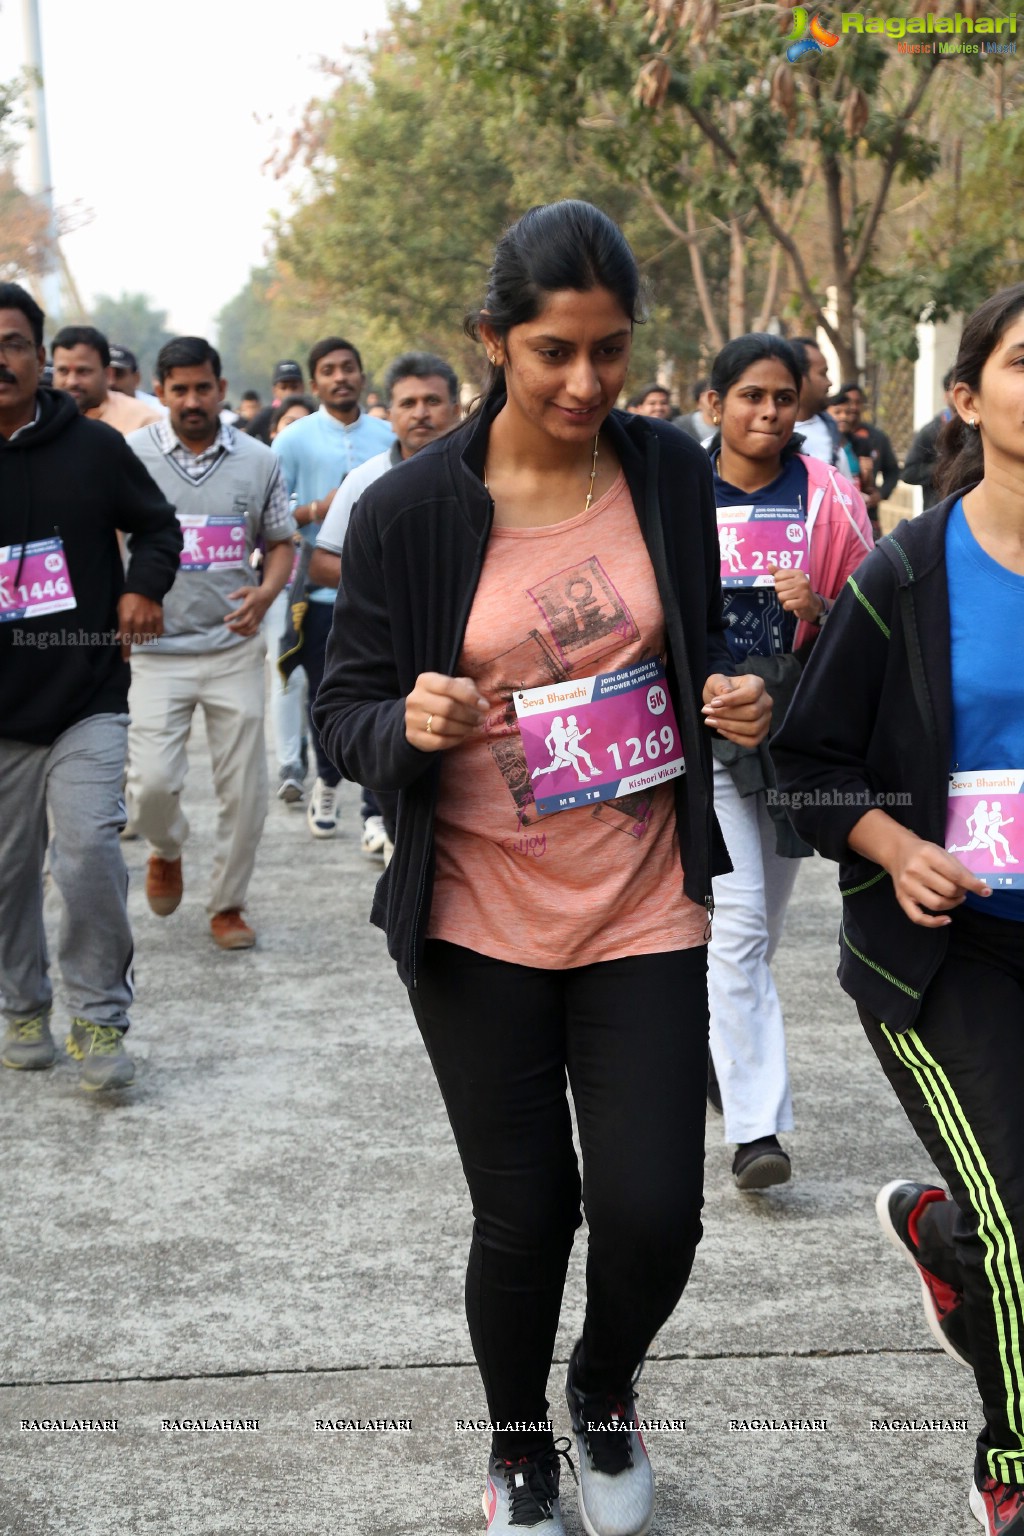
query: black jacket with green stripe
[{"left": 771, "top": 495, "right": 964, "bottom": 1032}]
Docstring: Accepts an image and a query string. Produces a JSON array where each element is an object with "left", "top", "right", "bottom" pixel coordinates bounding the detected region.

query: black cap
[
  {"left": 109, "top": 344, "right": 138, "bottom": 373},
  {"left": 273, "top": 359, "right": 303, "bottom": 385}
]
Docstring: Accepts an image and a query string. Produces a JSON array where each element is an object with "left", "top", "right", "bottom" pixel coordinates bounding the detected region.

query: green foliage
[{"left": 90, "top": 293, "right": 174, "bottom": 392}]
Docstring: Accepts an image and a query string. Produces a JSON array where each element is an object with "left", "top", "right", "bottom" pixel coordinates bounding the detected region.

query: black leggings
[
  {"left": 409, "top": 940, "right": 710, "bottom": 1459},
  {"left": 302, "top": 601, "right": 341, "bottom": 788},
  {"left": 860, "top": 906, "right": 1024, "bottom": 1487}
]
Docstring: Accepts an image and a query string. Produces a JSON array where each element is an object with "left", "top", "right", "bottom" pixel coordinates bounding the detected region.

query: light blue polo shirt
[{"left": 272, "top": 406, "right": 393, "bottom": 602}]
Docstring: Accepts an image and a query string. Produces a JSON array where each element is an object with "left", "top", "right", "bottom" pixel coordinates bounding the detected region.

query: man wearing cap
[
  {"left": 109, "top": 344, "right": 165, "bottom": 416},
  {"left": 52, "top": 326, "right": 162, "bottom": 436},
  {"left": 243, "top": 361, "right": 306, "bottom": 446}
]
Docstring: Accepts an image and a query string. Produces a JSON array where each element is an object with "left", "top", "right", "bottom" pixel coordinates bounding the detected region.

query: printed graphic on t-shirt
[
  {"left": 946, "top": 771, "right": 1024, "bottom": 887},
  {"left": 527, "top": 556, "right": 638, "bottom": 669}
]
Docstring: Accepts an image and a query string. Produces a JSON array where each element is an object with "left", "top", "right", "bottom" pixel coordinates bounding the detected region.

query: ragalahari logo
[{"left": 787, "top": 7, "right": 842, "bottom": 60}]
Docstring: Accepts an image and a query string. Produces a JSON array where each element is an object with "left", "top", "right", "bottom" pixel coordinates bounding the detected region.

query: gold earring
[{"left": 713, "top": 415, "right": 720, "bottom": 425}]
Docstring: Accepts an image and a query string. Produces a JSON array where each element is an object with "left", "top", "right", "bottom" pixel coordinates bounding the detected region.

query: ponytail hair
[
  {"left": 935, "top": 282, "right": 1024, "bottom": 501},
  {"left": 465, "top": 200, "right": 647, "bottom": 412}
]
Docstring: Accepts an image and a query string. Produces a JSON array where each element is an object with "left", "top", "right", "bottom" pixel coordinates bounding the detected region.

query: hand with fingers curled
[
  {"left": 702, "top": 672, "right": 773, "bottom": 749},
  {"left": 405, "top": 672, "right": 491, "bottom": 753},
  {"left": 768, "top": 563, "right": 823, "bottom": 624}
]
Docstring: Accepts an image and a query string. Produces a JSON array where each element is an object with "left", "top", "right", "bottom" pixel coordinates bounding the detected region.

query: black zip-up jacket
[
  {"left": 772, "top": 495, "right": 970, "bottom": 1031},
  {"left": 0, "top": 388, "right": 182, "bottom": 745},
  {"left": 313, "top": 394, "right": 734, "bottom": 987}
]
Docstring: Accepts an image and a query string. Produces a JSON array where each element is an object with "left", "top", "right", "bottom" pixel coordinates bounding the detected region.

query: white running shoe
[
  {"left": 307, "top": 778, "right": 338, "bottom": 839},
  {"left": 565, "top": 1344, "right": 654, "bottom": 1536},
  {"left": 482, "top": 1445, "right": 571, "bottom": 1532},
  {"left": 361, "top": 814, "right": 387, "bottom": 859}
]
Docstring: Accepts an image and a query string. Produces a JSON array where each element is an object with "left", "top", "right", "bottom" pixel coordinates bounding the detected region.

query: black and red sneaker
[
  {"left": 875, "top": 1179, "right": 972, "bottom": 1369},
  {"left": 971, "top": 1473, "right": 1024, "bottom": 1533}
]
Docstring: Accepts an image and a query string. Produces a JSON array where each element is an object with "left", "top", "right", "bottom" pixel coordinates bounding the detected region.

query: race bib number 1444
[{"left": 514, "top": 658, "right": 685, "bottom": 818}]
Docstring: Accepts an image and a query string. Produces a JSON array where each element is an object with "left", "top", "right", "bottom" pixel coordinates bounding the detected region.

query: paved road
[{"left": 1, "top": 717, "right": 981, "bottom": 1535}]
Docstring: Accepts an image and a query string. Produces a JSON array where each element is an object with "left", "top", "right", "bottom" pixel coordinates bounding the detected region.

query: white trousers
[
  {"left": 126, "top": 636, "right": 268, "bottom": 914},
  {"left": 708, "top": 759, "right": 801, "bottom": 1144},
  {"left": 262, "top": 589, "right": 307, "bottom": 777}
]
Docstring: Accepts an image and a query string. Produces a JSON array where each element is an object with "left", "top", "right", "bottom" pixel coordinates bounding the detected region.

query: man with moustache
[
  {"left": 0, "top": 283, "right": 180, "bottom": 1090},
  {"left": 309, "top": 351, "right": 462, "bottom": 859},
  {"left": 126, "top": 336, "right": 295, "bottom": 950},
  {"left": 51, "top": 325, "right": 162, "bottom": 436},
  {"left": 271, "top": 335, "right": 392, "bottom": 840}
]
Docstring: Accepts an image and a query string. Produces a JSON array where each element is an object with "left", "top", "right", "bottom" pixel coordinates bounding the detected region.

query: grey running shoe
[
  {"left": 65, "top": 1019, "right": 135, "bottom": 1091},
  {"left": 2, "top": 1013, "right": 55, "bottom": 1070},
  {"left": 565, "top": 1344, "right": 654, "bottom": 1536},
  {"left": 482, "top": 1443, "right": 572, "bottom": 1532}
]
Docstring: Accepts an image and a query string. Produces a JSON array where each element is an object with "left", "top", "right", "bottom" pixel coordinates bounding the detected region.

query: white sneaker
[
  {"left": 361, "top": 814, "right": 387, "bottom": 860},
  {"left": 307, "top": 778, "right": 339, "bottom": 839}
]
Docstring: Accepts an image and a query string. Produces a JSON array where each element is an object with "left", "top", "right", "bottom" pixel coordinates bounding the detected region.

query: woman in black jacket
[
  {"left": 314, "top": 201, "right": 769, "bottom": 1536},
  {"left": 773, "top": 283, "right": 1024, "bottom": 1536}
]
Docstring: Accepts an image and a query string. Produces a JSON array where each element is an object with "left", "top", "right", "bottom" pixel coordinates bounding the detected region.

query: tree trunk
[{"left": 728, "top": 217, "right": 746, "bottom": 338}]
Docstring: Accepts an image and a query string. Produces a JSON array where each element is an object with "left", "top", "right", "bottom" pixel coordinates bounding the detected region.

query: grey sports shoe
[
  {"left": 2, "top": 1013, "right": 55, "bottom": 1070},
  {"left": 565, "top": 1343, "right": 654, "bottom": 1536},
  {"left": 65, "top": 1019, "right": 135, "bottom": 1091},
  {"left": 482, "top": 1443, "right": 572, "bottom": 1532}
]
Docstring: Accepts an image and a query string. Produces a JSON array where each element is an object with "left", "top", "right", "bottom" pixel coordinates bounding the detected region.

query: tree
[
  {"left": 266, "top": 0, "right": 713, "bottom": 395},
  {"left": 90, "top": 292, "right": 175, "bottom": 390},
  {"left": 0, "top": 72, "right": 54, "bottom": 285},
  {"left": 214, "top": 262, "right": 357, "bottom": 397},
  {"left": 445, "top": 0, "right": 992, "bottom": 375}
]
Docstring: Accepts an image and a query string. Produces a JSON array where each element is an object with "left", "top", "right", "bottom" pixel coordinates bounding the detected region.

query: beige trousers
[{"left": 126, "top": 636, "right": 268, "bottom": 914}]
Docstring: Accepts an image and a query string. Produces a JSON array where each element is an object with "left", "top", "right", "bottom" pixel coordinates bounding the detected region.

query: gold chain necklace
[{"left": 485, "top": 435, "right": 601, "bottom": 513}]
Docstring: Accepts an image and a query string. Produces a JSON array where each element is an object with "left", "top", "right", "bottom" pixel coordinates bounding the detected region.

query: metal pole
[{"left": 20, "top": 0, "right": 62, "bottom": 322}]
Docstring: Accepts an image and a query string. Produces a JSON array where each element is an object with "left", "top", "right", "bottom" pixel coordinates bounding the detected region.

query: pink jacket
[{"left": 795, "top": 454, "right": 875, "bottom": 650}]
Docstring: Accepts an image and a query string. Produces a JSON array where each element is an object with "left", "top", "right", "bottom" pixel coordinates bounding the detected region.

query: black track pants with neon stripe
[{"left": 859, "top": 905, "right": 1024, "bottom": 1487}]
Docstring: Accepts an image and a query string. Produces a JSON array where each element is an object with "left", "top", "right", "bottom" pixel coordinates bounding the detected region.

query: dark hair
[
  {"left": 155, "top": 336, "right": 221, "bottom": 383},
  {"left": 269, "top": 395, "right": 316, "bottom": 436},
  {"left": 942, "top": 366, "right": 956, "bottom": 391},
  {"left": 308, "top": 336, "right": 363, "bottom": 379},
  {"left": 52, "top": 324, "right": 110, "bottom": 367},
  {"left": 383, "top": 351, "right": 459, "bottom": 404},
  {"left": 466, "top": 200, "right": 647, "bottom": 407},
  {"left": 936, "top": 282, "right": 1024, "bottom": 501},
  {"left": 241, "top": 389, "right": 261, "bottom": 404},
  {"left": 710, "top": 333, "right": 802, "bottom": 399},
  {"left": 707, "top": 334, "right": 803, "bottom": 462},
  {"left": 693, "top": 377, "right": 709, "bottom": 401},
  {"left": 788, "top": 336, "right": 821, "bottom": 379},
  {"left": 0, "top": 282, "right": 45, "bottom": 346},
  {"left": 840, "top": 381, "right": 864, "bottom": 396}
]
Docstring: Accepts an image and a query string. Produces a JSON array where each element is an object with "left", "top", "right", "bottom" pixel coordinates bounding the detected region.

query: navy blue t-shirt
[
  {"left": 712, "top": 455, "right": 810, "bottom": 663},
  {"left": 946, "top": 498, "right": 1024, "bottom": 921}
]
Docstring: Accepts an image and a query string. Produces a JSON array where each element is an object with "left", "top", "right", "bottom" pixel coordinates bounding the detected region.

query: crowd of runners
[{"left": 1, "top": 198, "right": 1023, "bottom": 1536}]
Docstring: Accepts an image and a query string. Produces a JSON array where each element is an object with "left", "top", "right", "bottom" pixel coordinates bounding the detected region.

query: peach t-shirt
[{"left": 427, "top": 471, "right": 707, "bottom": 967}]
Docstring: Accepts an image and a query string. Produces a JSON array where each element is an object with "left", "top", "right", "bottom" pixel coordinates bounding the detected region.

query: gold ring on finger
[{"left": 426, "top": 713, "right": 433, "bottom": 734}]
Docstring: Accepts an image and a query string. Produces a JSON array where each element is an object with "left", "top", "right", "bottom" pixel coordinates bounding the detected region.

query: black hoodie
[{"left": 0, "top": 388, "right": 182, "bottom": 745}]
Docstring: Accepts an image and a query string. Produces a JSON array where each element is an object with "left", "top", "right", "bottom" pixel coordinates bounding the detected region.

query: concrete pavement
[{"left": 0, "top": 716, "right": 984, "bottom": 1534}]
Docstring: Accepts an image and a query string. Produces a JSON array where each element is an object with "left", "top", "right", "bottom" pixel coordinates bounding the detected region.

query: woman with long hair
[
  {"left": 314, "top": 200, "right": 770, "bottom": 1534},
  {"left": 703, "top": 334, "right": 872, "bottom": 1189},
  {"left": 773, "top": 284, "right": 1024, "bottom": 1536}
]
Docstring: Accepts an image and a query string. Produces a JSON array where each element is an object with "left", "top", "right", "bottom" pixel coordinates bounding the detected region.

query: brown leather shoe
[
  {"left": 210, "top": 909, "right": 256, "bottom": 950},
  {"left": 146, "top": 856, "right": 183, "bottom": 916}
]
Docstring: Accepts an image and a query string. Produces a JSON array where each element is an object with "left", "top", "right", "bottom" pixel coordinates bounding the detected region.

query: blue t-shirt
[
  {"left": 272, "top": 406, "right": 394, "bottom": 602},
  {"left": 712, "top": 456, "right": 809, "bottom": 663},
  {"left": 947, "top": 498, "right": 1024, "bottom": 921}
]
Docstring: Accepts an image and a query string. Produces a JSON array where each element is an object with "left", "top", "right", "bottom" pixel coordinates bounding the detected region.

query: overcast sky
[{"left": 1, "top": 0, "right": 392, "bottom": 336}]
